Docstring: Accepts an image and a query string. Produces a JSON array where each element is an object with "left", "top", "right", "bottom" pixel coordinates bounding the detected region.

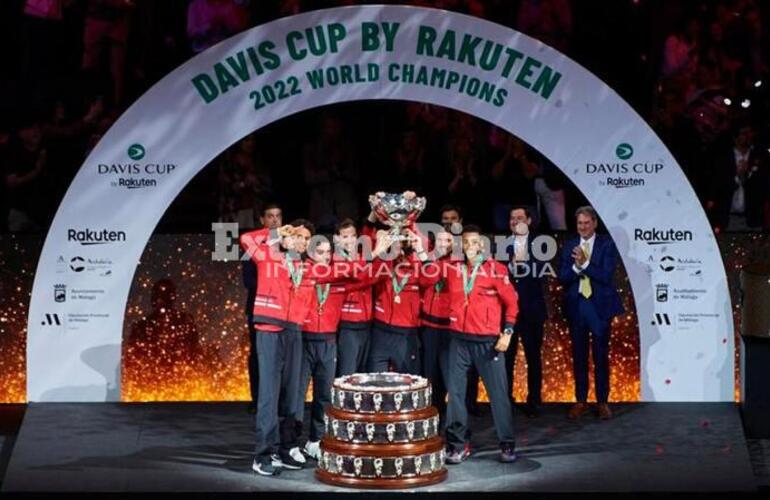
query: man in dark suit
[
  {"left": 242, "top": 203, "right": 283, "bottom": 414},
  {"left": 558, "top": 206, "right": 623, "bottom": 420},
  {"left": 505, "top": 206, "right": 548, "bottom": 417},
  {"left": 706, "top": 122, "right": 768, "bottom": 232}
]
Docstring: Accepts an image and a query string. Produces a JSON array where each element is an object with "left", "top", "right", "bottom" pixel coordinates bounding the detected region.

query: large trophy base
[
  {"left": 319, "top": 373, "right": 447, "bottom": 489},
  {"left": 316, "top": 467, "right": 447, "bottom": 489}
]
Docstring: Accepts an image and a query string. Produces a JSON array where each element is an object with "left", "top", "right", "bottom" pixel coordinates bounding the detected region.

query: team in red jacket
[{"left": 240, "top": 194, "right": 521, "bottom": 477}]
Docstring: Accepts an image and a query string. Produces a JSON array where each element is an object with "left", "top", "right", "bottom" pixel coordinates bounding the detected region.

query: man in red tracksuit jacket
[
  {"left": 295, "top": 237, "right": 384, "bottom": 461},
  {"left": 363, "top": 216, "right": 432, "bottom": 376},
  {"left": 439, "top": 225, "right": 520, "bottom": 465},
  {"left": 334, "top": 218, "right": 374, "bottom": 376},
  {"left": 420, "top": 229, "right": 456, "bottom": 417},
  {"left": 240, "top": 219, "right": 356, "bottom": 476}
]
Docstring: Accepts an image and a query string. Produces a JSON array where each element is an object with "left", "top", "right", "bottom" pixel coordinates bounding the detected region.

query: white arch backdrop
[{"left": 26, "top": 5, "right": 733, "bottom": 402}]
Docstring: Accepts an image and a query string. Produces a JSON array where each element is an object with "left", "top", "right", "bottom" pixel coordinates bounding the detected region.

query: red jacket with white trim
[
  {"left": 442, "top": 258, "right": 519, "bottom": 338},
  {"left": 372, "top": 255, "right": 434, "bottom": 334},
  {"left": 240, "top": 228, "right": 350, "bottom": 332},
  {"left": 338, "top": 254, "right": 374, "bottom": 329},
  {"left": 361, "top": 219, "right": 435, "bottom": 333},
  {"left": 304, "top": 256, "right": 377, "bottom": 338},
  {"left": 420, "top": 256, "right": 452, "bottom": 329}
]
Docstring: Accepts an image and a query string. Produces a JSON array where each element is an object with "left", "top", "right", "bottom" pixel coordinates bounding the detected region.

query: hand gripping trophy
[{"left": 368, "top": 191, "right": 427, "bottom": 242}]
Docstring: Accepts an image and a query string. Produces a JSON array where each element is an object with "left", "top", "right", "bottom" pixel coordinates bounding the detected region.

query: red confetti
[
  {"left": 655, "top": 444, "right": 665, "bottom": 455},
  {"left": 665, "top": 379, "right": 671, "bottom": 385},
  {"left": 701, "top": 420, "right": 710, "bottom": 428}
]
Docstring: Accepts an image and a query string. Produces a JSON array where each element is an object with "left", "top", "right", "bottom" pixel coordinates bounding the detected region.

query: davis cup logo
[
  {"left": 586, "top": 142, "right": 662, "bottom": 189},
  {"left": 127, "top": 144, "right": 146, "bottom": 161},
  {"left": 615, "top": 143, "right": 634, "bottom": 160}
]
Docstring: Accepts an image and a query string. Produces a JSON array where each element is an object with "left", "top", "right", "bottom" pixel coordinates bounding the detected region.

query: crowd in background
[{"left": 1, "top": 0, "right": 769, "bottom": 234}]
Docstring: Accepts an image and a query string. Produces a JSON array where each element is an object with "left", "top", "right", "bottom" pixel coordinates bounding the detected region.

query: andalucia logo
[
  {"left": 615, "top": 143, "right": 634, "bottom": 160},
  {"left": 128, "top": 144, "right": 146, "bottom": 161}
]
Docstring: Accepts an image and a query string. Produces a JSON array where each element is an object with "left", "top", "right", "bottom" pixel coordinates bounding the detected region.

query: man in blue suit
[
  {"left": 505, "top": 206, "right": 548, "bottom": 417},
  {"left": 558, "top": 206, "right": 623, "bottom": 420}
]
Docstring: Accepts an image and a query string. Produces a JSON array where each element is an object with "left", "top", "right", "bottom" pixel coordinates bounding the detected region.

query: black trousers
[
  {"left": 366, "top": 324, "right": 421, "bottom": 375},
  {"left": 337, "top": 325, "right": 370, "bottom": 376},
  {"left": 569, "top": 298, "right": 611, "bottom": 403},
  {"left": 247, "top": 319, "right": 259, "bottom": 403},
  {"left": 421, "top": 327, "right": 449, "bottom": 416},
  {"left": 296, "top": 338, "right": 337, "bottom": 442},
  {"left": 445, "top": 336, "right": 515, "bottom": 451},
  {"left": 504, "top": 317, "right": 544, "bottom": 404},
  {"left": 254, "top": 328, "right": 302, "bottom": 458}
]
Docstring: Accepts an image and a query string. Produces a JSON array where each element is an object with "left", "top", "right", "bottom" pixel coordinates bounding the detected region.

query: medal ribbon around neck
[
  {"left": 392, "top": 271, "right": 410, "bottom": 301},
  {"left": 462, "top": 256, "right": 484, "bottom": 303},
  {"left": 286, "top": 253, "right": 304, "bottom": 289},
  {"left": 316, "top": 283, "right": 331, "bottom": 310}
]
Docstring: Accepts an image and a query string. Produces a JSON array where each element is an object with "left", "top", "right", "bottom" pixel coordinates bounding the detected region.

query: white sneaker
[
  {"left": 303, "top": 440, "right": 321, "bottom": 460},
  {"left": 253, "top": 457, "right": 279, "bottom": 476},
  {"left": 289, "top": 446, "right": 307, "bottom": 465}
]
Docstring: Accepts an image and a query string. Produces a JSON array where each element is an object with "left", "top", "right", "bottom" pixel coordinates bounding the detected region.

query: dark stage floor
[{"left": 0, "top": 402, "right": 759, "bottom": 493}]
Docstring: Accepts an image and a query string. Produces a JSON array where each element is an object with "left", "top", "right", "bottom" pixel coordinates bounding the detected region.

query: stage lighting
[
  {"left": 753, "top": 80, "right": 762, "bottom": 88},
  {"left": 723, "top": 98, "right": 732, "bottom": 106},
  {"left": 741, "top": 99, "right": 751, "bottom": 109}
]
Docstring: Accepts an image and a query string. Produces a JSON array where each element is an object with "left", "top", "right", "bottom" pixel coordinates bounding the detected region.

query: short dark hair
[
  {"left": 290, "top": 218, "right": 315, "bottom": 235},
  {"left": 439, "top": 204, "right": 463, "bottom": 219},
  {"left": 461, "top": 224, "right": 483, "bottom": 235},
  {"left": 575, "top": 206, "right": 598, "bottom": 221},
  {"left": 510, "top": 205, "right": 532, "bottom": 219},
  {"left": 261, "top": 202, "right": 282, "bottom": 215},
  {"left": 335, "top": 218, "right": 357, "bottom": 234}
]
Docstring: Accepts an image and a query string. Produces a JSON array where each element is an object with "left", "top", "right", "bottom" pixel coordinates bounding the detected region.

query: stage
[{"left": 0, "top": 402, "right": 759, "bottom": 493}]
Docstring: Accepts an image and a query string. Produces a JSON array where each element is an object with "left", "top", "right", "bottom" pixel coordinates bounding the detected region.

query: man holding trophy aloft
[{"left": 364, "top": 191, "right": 433, "bottom": 376}]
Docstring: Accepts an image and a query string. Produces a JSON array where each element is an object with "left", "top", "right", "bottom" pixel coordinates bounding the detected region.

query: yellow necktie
[{"left": 579, "top": 242, "right": 592, "bottom": 299}]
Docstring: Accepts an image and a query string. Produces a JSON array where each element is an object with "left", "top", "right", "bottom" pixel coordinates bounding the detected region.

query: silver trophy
[{"left": 369, "top": 192, "right": 427, "bottom": 241}]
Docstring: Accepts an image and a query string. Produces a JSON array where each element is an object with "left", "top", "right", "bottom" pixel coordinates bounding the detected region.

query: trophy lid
[{"left": 334, "top": 372, "right": 429, "bottom": 392}]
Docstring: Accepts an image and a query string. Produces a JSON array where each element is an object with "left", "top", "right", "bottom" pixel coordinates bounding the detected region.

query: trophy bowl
[{"left": 369, "top": 192, "right": 427, "bottom": 241}]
